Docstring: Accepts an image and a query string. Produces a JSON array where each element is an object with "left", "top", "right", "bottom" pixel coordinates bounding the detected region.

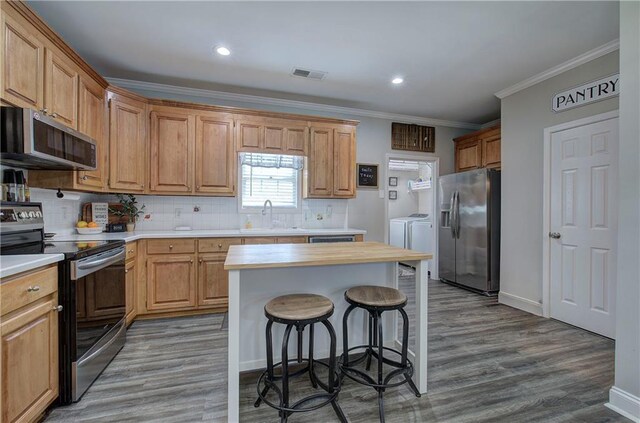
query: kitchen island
[{"left": 224, "top": 241, "right": 431, "bottom": 422}]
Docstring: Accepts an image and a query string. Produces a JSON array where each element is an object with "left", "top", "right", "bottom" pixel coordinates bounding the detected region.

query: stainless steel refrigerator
[{"left": 438, "top": 168, "right": 500, "bottom": 294}]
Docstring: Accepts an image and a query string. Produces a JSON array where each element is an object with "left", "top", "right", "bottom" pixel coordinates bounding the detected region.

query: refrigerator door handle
[
  {"left": 455, "top": 191, "right": 461, "bottom": 239},
  {"left": 449, "top": 192, "right": 456, "bottom": 238},
  {"left": 407, "top": 221, "right": 413, "bottom": 249}
]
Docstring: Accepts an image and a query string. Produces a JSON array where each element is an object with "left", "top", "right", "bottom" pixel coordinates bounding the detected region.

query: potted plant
[{"left": 110, "top": 194, "right": 145, "bottom": 232}]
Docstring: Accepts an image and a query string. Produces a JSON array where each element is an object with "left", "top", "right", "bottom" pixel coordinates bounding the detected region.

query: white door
[{"left": 550, "top": 117, "right": 618, "bottom": 338}]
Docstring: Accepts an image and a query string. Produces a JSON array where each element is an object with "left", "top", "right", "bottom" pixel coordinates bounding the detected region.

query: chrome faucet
[{"left": 261, "top": 199, "right": 273, "bottom": 229}]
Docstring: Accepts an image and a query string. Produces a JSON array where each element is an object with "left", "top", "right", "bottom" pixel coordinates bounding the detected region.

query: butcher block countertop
[{"left": 224, "top": 241, "right": 432, "bottom": 270}]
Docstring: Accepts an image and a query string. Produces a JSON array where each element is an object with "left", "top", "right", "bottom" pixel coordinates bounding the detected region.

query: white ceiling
[{"left": 28, "top": 1, "right": 619, "bottom": 125}]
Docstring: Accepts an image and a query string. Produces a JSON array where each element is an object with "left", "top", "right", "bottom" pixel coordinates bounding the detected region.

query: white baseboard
[
  {"left": 498, "top": 291, "right": 543, "bottom": 316},
  {"left": 606, "top": 386, "right": 640, "bottom": 422}
]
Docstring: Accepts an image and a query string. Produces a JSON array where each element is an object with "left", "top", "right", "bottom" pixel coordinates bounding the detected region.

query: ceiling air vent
[{"left": 291, "top": 67, "right": 327, "bottom": 81}]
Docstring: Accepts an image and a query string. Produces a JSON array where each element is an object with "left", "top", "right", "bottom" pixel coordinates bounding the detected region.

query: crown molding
[
  {"left": 481, "top": 118, "right": 501, "bottom": 128},
  {"left": 495, "top": 39, "right": 620, "bottom": 99},
  {"left": 106, "top": 77, "right": 481, "bottom": 130}
]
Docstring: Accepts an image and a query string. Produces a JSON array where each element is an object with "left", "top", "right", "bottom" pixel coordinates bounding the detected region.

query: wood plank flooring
[{"left": 44, "top": 278, "right": 625, "bottom": 422}]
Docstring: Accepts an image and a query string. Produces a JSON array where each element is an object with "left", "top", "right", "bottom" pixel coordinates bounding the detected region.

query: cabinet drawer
[
  {"left": 147, "top": 239, "right": 195, "bottom": 254},
  {"left": 125, "top": 242, "right": 137, "bottom": 261},
  {"left": 276, "top": 236, "right": 308, "bottom": 244},
  {"left": 243, "top": 237, "right": 276, "bottom": 245},
  {"left": 198, "top": 238, "right": 242, "bottom": 253},
  {"left": 1, "top": 265, "right": 58, "bottom": 316}
]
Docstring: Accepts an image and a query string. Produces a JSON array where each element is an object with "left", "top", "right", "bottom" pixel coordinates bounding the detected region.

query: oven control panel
[{"left": 0, "top": 202, "right": 44, "bottom": 233}]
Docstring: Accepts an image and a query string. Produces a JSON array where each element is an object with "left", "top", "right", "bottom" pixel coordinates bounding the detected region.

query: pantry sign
[{"left": 552, "top": 73, "right": 619, "bottom": 112}]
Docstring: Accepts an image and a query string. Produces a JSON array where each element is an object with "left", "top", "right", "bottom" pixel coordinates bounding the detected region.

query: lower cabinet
[
  {"left": 197, "top": 254, "right": 228, "bottom": 308},
  {"left": 1, "top": 266, "right": 59, "bottom": 423},
  {"left": 146, "top": 254, "right": 197, "bottom": 312},
  {"left": 125, "top": 259, "right": 136, "bottom": 325}
]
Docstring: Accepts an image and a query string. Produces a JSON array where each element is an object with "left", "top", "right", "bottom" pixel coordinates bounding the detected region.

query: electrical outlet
[{"left": 174, "top": 208, "right": 182, "bottom": 218}]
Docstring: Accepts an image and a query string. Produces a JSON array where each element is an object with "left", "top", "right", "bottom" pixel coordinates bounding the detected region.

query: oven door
[{"left": 70, "top": 246, "right": 126, "bottom": 401}]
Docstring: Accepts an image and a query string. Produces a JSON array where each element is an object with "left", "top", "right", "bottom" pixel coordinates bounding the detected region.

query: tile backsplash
[{"left": 29, "top": 189, "right": 348, "bottom": 233}]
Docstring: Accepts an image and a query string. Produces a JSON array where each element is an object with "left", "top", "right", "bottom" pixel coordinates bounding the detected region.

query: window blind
[{"left": 241, "top": 154, "right": 300, "bottom": 208}]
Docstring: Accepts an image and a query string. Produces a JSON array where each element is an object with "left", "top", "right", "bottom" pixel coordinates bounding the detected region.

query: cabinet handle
[
  {"left": 141, "top": 184, "right": 144, "bottom": 189},
  {"left": 169, "top": 245, "right": 173, "bottom": 249},
  {"left": 218, "top": 244, "right": 223, "bottom": 248},
  {"left": 52, "top": 113, "right": 58, "bottom": 118},
  {"left": 196, "top": 185, "right": 200, "bottom": 190},
  {"left": 125, "top": 269, "right": 129, "bottom": 273},
  {"left": 27, "top": 286, "right": 40, "bottom": 292},
  {"left": 82, "top": 175, "right": 88, "bottom": 181},
  {"left": 190, "top": 259, "right": 194, "bottom": 264},
  {"left": 128, "top": 249, "right": 134, "bottom": 253},
  {"left": 41, "top": 108, "right": 49, "bottom": 115},
  {"left": 54, "top": 305, "right": 63, "bottom": 312},
  {"left": 199, "top": 259, "right": 203, "bottom": 263}
]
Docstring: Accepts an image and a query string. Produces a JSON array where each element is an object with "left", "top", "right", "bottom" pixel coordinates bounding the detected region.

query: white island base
[{"left": 225, "top": 242, "right": 431, "bottom": 422}]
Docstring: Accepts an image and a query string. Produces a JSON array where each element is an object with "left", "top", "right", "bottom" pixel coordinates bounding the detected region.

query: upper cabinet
[
  {"left": 108, "top": 89, "right": 147, "bottom": 193},
  {"left": 454, "top": 125, "right": 501, "bottom": 172},
  {"left": 44, "top": 49, "right": 78, "bottom": 128},
  {"left": 305, "top": 124, "right": 356, "bottom": 199},
  {"left": 195, "top": 112, "right": 235, "bottom": 196},
  {"left": 1, "top": 11, "right": 44, "bottom": 110},
  {"left": 236, "top": 116, "right": 309, "bottom": 156},
  {"left": 76, "top": 75, "right": 107, "bottom": 189},
  {"left": 149, "top": 106, "right": 195, "bottom": 194}
]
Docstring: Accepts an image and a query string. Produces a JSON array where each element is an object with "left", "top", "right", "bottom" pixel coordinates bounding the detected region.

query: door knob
[{"left": 549, "top": 232, "right": 561, "bottom": 239}]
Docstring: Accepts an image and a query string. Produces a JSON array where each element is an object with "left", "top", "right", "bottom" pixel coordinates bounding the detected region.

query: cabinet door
[
  {"left": 263, "top": 125, "right": 284, "bottom": 152},
  {"left": 1, "top": 297, "right": 58, "bottom": 423},
  {"left": 333, "top": 127, "right": 356, "bottom": 197},
  {"left": 76, "top": 76, "right": 107, "bottom": 189},
  {"left": 481, "top": 131, "right": 501, "bottom": 169},
  {"left": 284, "top": 126, "right": 308, "bottom": 155},
  {"left": 1, "top": 13, "right": 43, "bottom": 110},
  {"left": 150, "top": 108, "right": 194, "bottom": 193},
  {"left": 146, "top": 255, "right": 196, "bottom": 311},
  {"left": 195, "top": 113, "right": 235, "bottom": 195},
  {"left": 197, "top": 254, "right": 228, "bottom": 308},
  {"left": 307, "top": 127, "right": 333, "bottom": 197},
  {"left": 455, "top": 138, "right": 482, "bottom": 172},
  {"left": 44, "top": 49, "right": 78, "bottom": 128},
  {"left": 109, "top": 95, "right": 146, "bottom": 192},
  {"left": 236, "top": 120, "right": 262, "bottom": 152},
  {"left": 125, "top": 260, "right": 136, "bottom": 325}
]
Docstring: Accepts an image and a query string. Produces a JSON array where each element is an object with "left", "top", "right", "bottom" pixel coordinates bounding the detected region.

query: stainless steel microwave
[{"left": 1, "top": 106, "right": 97, "bottom": 170}]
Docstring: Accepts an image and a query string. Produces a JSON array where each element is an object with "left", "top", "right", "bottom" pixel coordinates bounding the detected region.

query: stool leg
[
  {"left": 281, "top": 324, "right": 294, "bottom": 422},
  {"left": 308, "top": 323, "right": 319, "bottom": 389},
  {"left": 342, "top": 304, "right": 356, "bottom": 367},
  {"left": 365, "top": 313, "right": 373, "bottom": 371},
  {"left": 399, "top": 307, "right": 421, "bottom": 398},
  {"left": 377, "top": 311, "right": 386, "bottom": 423},
  {"left": 322, "top": 320, "right": 348, "bottom": 423},
  {"left": 297, "top": 325, "right": 304, "bottom": 364},
  {"left": 255, "top": 319, "right": 275, "bottom": 408}
]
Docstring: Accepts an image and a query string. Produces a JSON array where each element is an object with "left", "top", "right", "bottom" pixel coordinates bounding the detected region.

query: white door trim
[
  {"left": 383, "top": 153, "right": 440, "bottom": 280},
  {"left": 541, "top": 109, "right": 619, "bottom": 318}
]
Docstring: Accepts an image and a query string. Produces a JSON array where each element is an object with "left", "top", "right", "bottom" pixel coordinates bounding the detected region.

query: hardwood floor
[{"left": 44, "top": 278, "right": 625, "bottom": 422}]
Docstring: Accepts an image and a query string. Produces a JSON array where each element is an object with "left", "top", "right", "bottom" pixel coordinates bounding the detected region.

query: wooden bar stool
[
  {"left": 255, "top": 293, "right": 347, "bottom": 423},
  {"left": 340, "top": 285, "right": 420, "bottom": 422}
]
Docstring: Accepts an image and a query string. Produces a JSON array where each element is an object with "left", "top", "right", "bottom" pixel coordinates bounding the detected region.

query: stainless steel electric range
[{"left": 0, "top": 202, "right": 126, "bottom": 404}]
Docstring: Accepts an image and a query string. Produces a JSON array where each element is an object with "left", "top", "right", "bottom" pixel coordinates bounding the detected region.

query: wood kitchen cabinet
[
  {"left": 454, "top": 125, "right": 501, "bottom": 172},
  {"left": 197, "top": 254, "right": 228, "bottom": 308},
  {"left": 305, "top": 124, "right": 356, "bottom": 198},
  {"left": 195, "top": 112, "right": 236, "bottom": 195},
  {"left": 44, "top": 48, "right": 78, "bottom": 128},
  {"left": 76, "top": 75, "right": 107, "bottom": 189},
  {"left": 236, "top": 116, "right": 309, "bottom": 156},
  {"left": 0, "top": 11, "right": 44, "bottom": 110},
  {"left": 108, "top": 89, "right": 147, "bottom": 192},
  {"left": 146, "top": 254, "right": 197, "bottom": 312},
  {"left": 149, "top": 106, "right": 195, "bottom": 194},
  {"left": 1, "top": 265, "right": 59, "bottom": 423},
  {"left": 125, "top": 259, "right": 136, "bottom": 326}
]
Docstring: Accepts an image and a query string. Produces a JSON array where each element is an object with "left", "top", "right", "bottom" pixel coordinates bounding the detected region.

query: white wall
[
  {"left": 387, "top": 169, "right": 419, "bottom": 220},
  {"left": 608, "top": 2, "right": 640, "bottom": 420},
  {"left": 499, "top": 51, "right": 619, "bottom": 306},
  {"left": 129, "top": 86, "right": 471, "bottom": 241}
]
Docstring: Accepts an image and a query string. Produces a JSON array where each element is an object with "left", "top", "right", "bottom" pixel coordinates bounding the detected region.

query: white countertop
[
  {"left": 0, "top": 254, "right": 65, "bottom": 279},
  {"left": 51, "top": 228, "right": 366, "bottom": 242}
]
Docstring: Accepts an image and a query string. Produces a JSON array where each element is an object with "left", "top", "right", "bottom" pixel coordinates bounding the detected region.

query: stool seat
[
  {"left": 345, "top": 285, "right": 407, "bottom": 308},
  {"left": 265, "top": 294, "right": 334, "bottom": 321}
]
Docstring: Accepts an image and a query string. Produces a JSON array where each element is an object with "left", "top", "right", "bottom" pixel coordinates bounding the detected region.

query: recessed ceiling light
[
  {"left": 215, "top": 46, "right": 231, "bottom": 56},
  {"left": 392, "top": 77, "right": 404, "bottom": 84}
]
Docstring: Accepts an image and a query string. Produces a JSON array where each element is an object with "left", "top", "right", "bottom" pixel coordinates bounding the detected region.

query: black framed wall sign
[{"left": 357, "top": 163, "right": 379, "bottom": 188}]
